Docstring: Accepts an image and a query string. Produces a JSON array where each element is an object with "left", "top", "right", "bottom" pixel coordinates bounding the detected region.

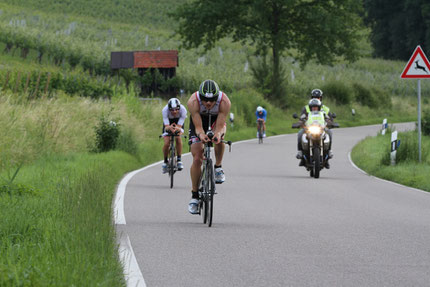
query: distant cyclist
[
  {"left": 296, "top": 89, "right": 334, "bottom": 168},
  {"left": 161, "top": 98, "right": 187, "bottom": 173},
  {"left": 255, "top": 106, "right": 267, "bottom": 138},
  {"left": 187, "top": 79, "right": 231, "bottom": 214}
]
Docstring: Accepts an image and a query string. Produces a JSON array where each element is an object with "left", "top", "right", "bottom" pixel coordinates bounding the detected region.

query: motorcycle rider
[{"left": 296, "top": 89, "right": 334, "bottom": 168}]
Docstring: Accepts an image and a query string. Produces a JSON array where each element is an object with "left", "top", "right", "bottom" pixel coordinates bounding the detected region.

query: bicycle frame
[
  {"left": 197, "top": 113, "right": 232, "bottom": 227},
  {"left": 159, "top": 130, "right": 185, "bottom": 188}
]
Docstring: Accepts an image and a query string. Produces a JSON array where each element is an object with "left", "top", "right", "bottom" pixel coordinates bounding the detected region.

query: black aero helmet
[
  {"left": 168, "top": 98, "right": 180, "bottom": 110},
  {"left": 199, "top": 80, "right": 219, "bottom": 102},
  {"left": 311, "top": 89, "right": 323, "bottom": 100},
  {"left": 308, "top": 98, "right": 322, "bottom": 110}
]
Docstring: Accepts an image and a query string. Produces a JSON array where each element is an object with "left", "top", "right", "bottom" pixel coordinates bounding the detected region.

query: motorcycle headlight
[{"left": 308, "top": 125, "right": 322, "bottom": 135}]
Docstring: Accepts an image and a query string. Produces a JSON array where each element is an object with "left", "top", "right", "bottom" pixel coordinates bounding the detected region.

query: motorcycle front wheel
[{"left": 313, "top": 147, "right": 320, "bottom": 179}]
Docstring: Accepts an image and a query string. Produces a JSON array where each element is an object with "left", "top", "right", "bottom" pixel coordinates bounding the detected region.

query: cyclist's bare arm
[
  {"left": 187, "top": 93, "right": 207, "bottom": 142},
  {"left": 213, "top": 94, "right": 231, "bottom": 143}
]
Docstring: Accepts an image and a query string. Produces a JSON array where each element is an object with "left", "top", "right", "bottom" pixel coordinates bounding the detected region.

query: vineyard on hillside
[{"left": 0, "top": 1, "right": 429, "bottom": 104}]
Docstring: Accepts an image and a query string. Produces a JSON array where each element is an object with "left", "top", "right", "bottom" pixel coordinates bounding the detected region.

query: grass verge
[{"left": 351, "top": 130, "right": 430, "bottom": 192}]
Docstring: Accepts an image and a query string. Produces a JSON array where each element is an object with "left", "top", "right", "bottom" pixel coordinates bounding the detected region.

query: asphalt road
[{"left": 118, "top": 122, "right": 430, "bottom": 287}]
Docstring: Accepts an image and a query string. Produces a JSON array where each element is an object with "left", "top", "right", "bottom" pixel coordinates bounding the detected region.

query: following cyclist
[
  {"left": 162, "top": 98, "right": 187, "bottom": 173},
  {"left": 255, "top": 106, "right": 267, "bottom": 138},
  {"left": 296, "top": 89, "right": 334, "bottom": 168},
  {"left": 187, "top": 79, "right": 231, "bottom": 214}
]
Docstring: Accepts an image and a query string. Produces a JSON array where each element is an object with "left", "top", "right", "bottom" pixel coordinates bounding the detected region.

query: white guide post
[{"left": 381, "top": 118, "right": 387, "bottom": 135}]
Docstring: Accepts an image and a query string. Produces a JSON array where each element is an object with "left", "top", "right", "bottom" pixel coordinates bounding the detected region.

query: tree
[
  {"left": 364, "top": 0, "right": 430, "bottom": 60},
  {"left": 171, "top": 0, "right": 363, "bottom": 99}
]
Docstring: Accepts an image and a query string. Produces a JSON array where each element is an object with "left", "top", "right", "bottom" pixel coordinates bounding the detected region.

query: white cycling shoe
[
  {"left": 162, "top": 163, "right": 168, "bottom": 174},
  {"left": 215, "top": 168, "right": 225, "bottom": 184},
  {"left": 177, "top": 161, "right": 184, "bottom": 170},
  {"left": 188, "top": 198, "right": 200, "bottom": 214}
]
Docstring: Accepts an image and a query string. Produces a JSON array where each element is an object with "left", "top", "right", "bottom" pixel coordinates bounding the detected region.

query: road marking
[
  {"left": 118, "top": 232, "right": 147, "bottom": 287},
  {"left": 115, "top": 160, "right": 164, "bottom": 225},
  {"left": 348, "top": 151, "right": 428, "bottom": 194}
]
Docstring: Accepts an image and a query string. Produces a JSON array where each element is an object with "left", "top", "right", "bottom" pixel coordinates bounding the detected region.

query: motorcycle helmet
[
  {"left": 311, "top": 89, "right": 323, "bottom": 100},
  {"left": 308, "top": 98, "right": 322, "bottom": 111}
]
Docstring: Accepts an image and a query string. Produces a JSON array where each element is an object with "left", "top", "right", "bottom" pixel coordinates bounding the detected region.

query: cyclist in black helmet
[
  {"left": 187, "top": 80, "right": 231, "bottom": 214},
  {"left": 296, "top": 89, "right": 334, "bottom": 168}
]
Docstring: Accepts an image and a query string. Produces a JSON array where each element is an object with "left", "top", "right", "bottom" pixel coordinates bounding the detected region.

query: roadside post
[
  {"left": 229, "top": 113, "right": 234, "bottom": 127},
  {"left": 390, "top": 131, "right": 400, "bottom": 165},
  {"left": 381, "top": 118, "right": 387, "bottom": 135},
  {"left": 400, "top": 45, "right": 430, "bottom": 163}
]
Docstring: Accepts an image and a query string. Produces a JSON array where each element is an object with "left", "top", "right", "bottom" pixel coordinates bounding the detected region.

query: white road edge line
[
  {"left": 114, "top": 134, "right": 285, "bottom": 286},
  {"left": 118, "top": 232, "right": 147, "bottom": 287},
  {"left": 347, "top": 151, "right": 428, "bottom": 194}
]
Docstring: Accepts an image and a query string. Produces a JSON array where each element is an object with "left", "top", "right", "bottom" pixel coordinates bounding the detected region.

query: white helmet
[
  {"left": 256, "top": 106, "right": 263, "bottom": 112},
  {"left": 168, "top": 98, "right": 180, "bottom": 110}
]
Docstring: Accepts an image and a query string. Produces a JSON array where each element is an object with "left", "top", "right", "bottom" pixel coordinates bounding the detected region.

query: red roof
[{"left": 134, "top": 50, "right": 178, "bottom": 68}]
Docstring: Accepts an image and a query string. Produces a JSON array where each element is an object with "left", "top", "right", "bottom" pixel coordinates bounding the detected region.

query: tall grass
[{"left": 0, "top": 152, "right": 139, "bottom": 286}]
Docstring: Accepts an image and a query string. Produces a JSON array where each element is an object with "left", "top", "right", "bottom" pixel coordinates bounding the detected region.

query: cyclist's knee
[{"left": 192, "top": 155, "right": 203, "bottom": 166}]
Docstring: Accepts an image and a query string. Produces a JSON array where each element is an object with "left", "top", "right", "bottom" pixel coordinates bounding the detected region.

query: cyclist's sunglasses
[
  {"left": 169, "top": 108, "right": 180, "bottom": 111},
  {"left": 200, "top": 96, "right": 218, "bottom": 102}
]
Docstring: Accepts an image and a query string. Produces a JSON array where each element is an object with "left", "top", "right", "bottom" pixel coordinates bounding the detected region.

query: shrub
[
  {"left": 93, "top": 115, "right": 120, "bottom": 153},
  {"left": 371, "top": 87, "right": 392, "bottom": 109},
  {"left": 422, "top": 110, "right": 430, "bottom": 136},
  {"left": 322, "top": 80, "right": 352, "bottom": 105},
  {"left": 353, "top": 82, "right": 377, "bottom": 107}
]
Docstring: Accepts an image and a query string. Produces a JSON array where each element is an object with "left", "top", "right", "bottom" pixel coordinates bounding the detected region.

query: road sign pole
[
  {"left": 418, "top": 79, "right": 422, "bottom": 163},
  {"left": 400, "top": 45, "right": 430, "bottom": 162}
]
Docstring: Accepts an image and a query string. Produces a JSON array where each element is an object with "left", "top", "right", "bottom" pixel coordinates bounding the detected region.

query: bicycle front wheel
[
  {"left": 258, "top": 122, "right": 263, "bottom": 144},
  {"left": 200, "top": 166, "right": 208, "bottom": 224},
  {"left": 169, "top": 145, "right": 176, "bottom": 188},
  {"left": 207, "top": 160, "right": 215, "bottom": 227}
]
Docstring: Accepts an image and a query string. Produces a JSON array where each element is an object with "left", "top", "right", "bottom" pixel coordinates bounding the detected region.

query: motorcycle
[{"left": 292, "top": 111, "right": 339, "bottom": 178}]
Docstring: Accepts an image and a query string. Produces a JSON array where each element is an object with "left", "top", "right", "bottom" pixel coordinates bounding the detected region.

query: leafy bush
[
  {"left": 371, "top": 86, "right": 392, "bottom": 109},
  {"left": 353, "top": 82, "right": 377, "bottom": 107},
  {"left": 322, "top": 80, "right": 352, "bottom": 105},
  {"left": 93, "top": 116, "right": 120, "bottom": 153}
]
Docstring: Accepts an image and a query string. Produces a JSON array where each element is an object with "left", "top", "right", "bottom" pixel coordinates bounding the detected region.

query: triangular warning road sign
[{"left": 401, "top": 45, "right": 430, "bottom": 78}]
